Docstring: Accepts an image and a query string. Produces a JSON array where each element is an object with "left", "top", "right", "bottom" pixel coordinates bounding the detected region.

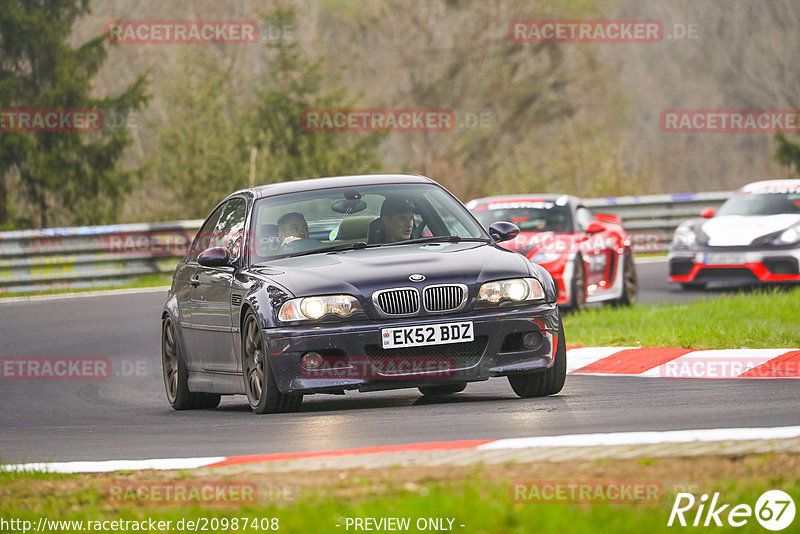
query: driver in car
[
  {"left": 277, "top": 212, "right": 309, "bottom": 246},
  {"left": 369, "top": 197, "right": 416, "bottom": 243}
]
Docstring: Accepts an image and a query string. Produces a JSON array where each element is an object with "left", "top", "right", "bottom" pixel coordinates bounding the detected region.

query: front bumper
[
  {"left": 263, "top": 304, "right": 561, "bottom": 394},
  {"left": 540, "top": 252, "right": 624, "bottom": 305},
  {"left": 669, "top": 247, "right": 800, "bottom": 284}
]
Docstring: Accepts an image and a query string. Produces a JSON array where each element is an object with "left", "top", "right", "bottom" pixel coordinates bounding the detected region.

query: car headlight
[
  {"left": 672, "top": 225, "right": 696, "bottom": 248},
  {"left": 773, "top": 224, "right": 800, "bottom": 245},
  {"left": 477, "top": 278, "right": 545, "bottom": 305},
  {"left": 278, "top": 295, "right": 361, "bottom": 322},
  {"left": 531, "top": 252, "right": 562, "bottom": 263}
]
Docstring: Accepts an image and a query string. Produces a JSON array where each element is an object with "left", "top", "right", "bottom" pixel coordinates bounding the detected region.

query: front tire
[
  {"left": 242, "top": 310, "right": 302, "bottom": 414},
  {"left": 162, "top": 316, "right": 221, "bottom": 410},
  {"left": 507, "top": 320, "right": 566, "bottom": 398},
  {"left": 567, "top": 255, "right": 586, "bottom": 311},
  {"left": 611, "top": 251, "right": 637, "bottom": 307}
]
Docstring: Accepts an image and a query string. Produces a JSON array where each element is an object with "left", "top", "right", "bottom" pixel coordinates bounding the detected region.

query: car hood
[
  {"left": 250, "top": 241, "right": 534, "bottom": 298},
  {"left": 701, "top": 214, "right": 800, "bottom": 246},
  {"left": 502, "top": 231, "right": 586, "bottom": 256},
  {"left": 503, "top": 231, "right": 554, "bottom": 251}
]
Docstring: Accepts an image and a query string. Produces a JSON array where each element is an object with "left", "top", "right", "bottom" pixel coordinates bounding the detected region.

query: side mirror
[
  {"left": 585, "top": 221, "right": 605, "bottom": 234},
  {"left": 488, "top": 221, "right": 520, "bottom": 243},
  {"left": 198, "top": 247, "right": 232, "bottom": 268},
  {"left": 700, "top": 207, "right": 715, "bottom": 218}
]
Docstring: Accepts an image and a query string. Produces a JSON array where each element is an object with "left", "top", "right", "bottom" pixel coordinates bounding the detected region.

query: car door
[
  {"left": 174, "top": 205, "right": 225, "bottom": 370},
  {"left": 576, "top": 205, "right": 612, "bottom": 287},
  {"left": 188, "top": 197, "right": 248, "bottom": 373}
]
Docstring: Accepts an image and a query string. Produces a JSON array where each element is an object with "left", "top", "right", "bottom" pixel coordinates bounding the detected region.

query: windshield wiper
[
  {"left": 286, "top": 241, "right": 372, "bottom": 258},
  {"left": 252, "top": 237, "right": 490, "bottom": 264},
  {"left": 381, "top": 235, "right": 492, "bottom": 246},
  {"left": 251, "top": 242, "right": 374, "bottom": 265}
]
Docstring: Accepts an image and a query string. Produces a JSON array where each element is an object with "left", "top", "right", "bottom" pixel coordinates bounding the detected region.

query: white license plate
[
  {"left": 704, "top": 253, "right": 745, "bottom": 265},
  {"left": 381, "top": 321, "right": 474, "bottom": 349}
]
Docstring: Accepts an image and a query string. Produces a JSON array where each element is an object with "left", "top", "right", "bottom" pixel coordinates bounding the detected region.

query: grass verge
[
  {"left": 564, "top": 287, "right": 800, "bottom": 348},
  {"left": 1, "top": 453, "right": 798, "bottom": 533},
  {"left": 633, "top": 251, "right": 669, "bottom": 257}
]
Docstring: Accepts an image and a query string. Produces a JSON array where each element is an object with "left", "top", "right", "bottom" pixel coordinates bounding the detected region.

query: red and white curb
[
  {"left": 5, "top": 426, "right": 800, "bottom": 474},
  {"left": 566, "top": 347, "right": 800, "bottom": 379}
]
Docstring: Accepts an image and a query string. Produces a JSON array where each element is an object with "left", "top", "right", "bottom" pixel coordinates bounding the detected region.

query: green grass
[
  {"left": 1, "top": 468, "right": 796, "bottom": 533},
  {"left": 632, "top": 251, "right": 668, "bottom": 257},
  {"left": 0, "top": 273, "right": 171, "bottom": 298},
  {"left": 564, "top": 287, "right": 800, "bottom": 348}
]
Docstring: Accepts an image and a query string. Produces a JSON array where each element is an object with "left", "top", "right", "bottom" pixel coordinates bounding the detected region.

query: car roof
[
  {"left": 740, "top": 179, "right": 800, "bottom": 194},
  {"left": 230, "top": 174, "right": 436, "bottom": 200},
  {"left": 466, "top": 194, "right": 579, "bottom": 209}
]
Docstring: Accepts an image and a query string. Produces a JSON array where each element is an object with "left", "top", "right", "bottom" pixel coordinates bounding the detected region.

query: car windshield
[
  {"left": 716, "top": 192, "right": 800, "bottom": 216},
  {"left": 471, "top": 201, "right": 572, "bottom": 233},
  {"left": 250, "top": 183, "right": 488, "bottom": 262}
]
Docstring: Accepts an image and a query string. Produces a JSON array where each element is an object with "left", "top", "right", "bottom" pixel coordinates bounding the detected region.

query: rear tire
[
  {"left": 507, "top": 320, "right": 566, "bottom": 398},
  {"left": 418, "top": 383, "right": 467, "bottom": 396},
  {"left": 242, "top": 310, "right": 302, "bottom": 414},
  {"left": 162, "top": 316, "right": 219, "bottom": 410}
]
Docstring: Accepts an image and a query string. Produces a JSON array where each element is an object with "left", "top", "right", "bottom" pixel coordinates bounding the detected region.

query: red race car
[{"left": 468, "top": 195, "right": 637, "bottom": 310}]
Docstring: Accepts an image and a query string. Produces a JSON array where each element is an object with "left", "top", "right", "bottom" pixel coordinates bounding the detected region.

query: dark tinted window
[
  {"left": 472, "top": 201, "right": 572, "bottom": 233},
  {"left": 213, "top": 198, "right": 247, "bottom": 261},
  {"left": 187, "top": 204, "right": 225, "bottom": 263},
  {"left": 717, "top": 193, "right": 800, "bottom": 216},
  {"left": 186, "top": 198, "right": 248, "bottom": 263}
]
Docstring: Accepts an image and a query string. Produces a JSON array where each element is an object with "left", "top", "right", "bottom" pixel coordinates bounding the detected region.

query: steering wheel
[{"left": 279, "top": 238, "right": 322, "bottom": 254}]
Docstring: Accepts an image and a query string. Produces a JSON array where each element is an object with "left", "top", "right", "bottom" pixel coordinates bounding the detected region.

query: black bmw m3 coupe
[{"left": 161, "top": 174, "right": 566, "bottom": 413}]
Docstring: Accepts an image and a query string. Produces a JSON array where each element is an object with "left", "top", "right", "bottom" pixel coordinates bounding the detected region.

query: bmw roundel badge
[{"left": 409, "top": 274, "right": 426, "bottom": 282}]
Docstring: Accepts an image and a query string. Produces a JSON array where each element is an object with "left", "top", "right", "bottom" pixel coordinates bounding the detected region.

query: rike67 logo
[{"left": 668, "top": 490, "right": 795, "bottom": 530}]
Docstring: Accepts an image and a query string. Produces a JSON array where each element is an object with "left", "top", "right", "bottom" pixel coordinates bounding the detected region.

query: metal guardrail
[
  {"left": 0, "top": 192, "right": 732, "bottom": 294},
  {"left": 585, "top": 191, "right": 731, "bottom": 252},
  {"left": 0, "top": 220, "right": 203, "bottom": 294}
]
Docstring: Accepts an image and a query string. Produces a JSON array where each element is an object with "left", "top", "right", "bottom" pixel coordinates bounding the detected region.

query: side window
[
  {"left": 187, "top": 205, "right": 225, "bottom": 263},
  {"left": 423, "top": 193, "right": 474, "bottom": 237},
  {"left": 575, "top": 207, "right": 594, "bottom": 232},
  {"left": 213, "top": 198, "right": 247, "bottom": 261}
]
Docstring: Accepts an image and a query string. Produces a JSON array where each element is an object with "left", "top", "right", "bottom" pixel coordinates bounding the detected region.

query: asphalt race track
[{"left": 2, "top": 259, "right": 798, "bottom": 464}]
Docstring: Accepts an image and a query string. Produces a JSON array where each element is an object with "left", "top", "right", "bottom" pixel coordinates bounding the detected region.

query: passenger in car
[
  {"left": 277, "top": 212, "right": 309, "bottom": 246},
  {"left": 368, "top": 197, "right": 416, "bottom": 243}
]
